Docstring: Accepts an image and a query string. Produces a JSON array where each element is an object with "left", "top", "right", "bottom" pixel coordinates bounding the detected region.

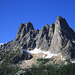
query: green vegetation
[
  {"left": 0, "top": 59, "right": 75, "bottom": 75},
  {"left": 0, "top": 48, "right": 23, "bottom": 64},
  {"left": 0, "top": 50, "right": 75, "bottom": 75},
  {"left": 0, "top": 56, "right": 75, "bottom": 75},
  {"left": 0, "top": 64, "right": 19, "bottom": 75},
  {"left": 24, "top": 63, "right": 75, "bottom": 75},
  {"left": 0, "top": 48, "right": 21, "bottom": 75}
]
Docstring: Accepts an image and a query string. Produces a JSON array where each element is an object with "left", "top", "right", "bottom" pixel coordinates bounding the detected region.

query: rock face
[
  {"left": 0, "top": 16, "right": 75, "bottom": 60},
  {"left": 14, "top": 23, "right": 55, "bottom": 51},
  {"left": 14, "top": 22, "right": 34, "bottom": 43},
  {"left": 35, "top": 23, "right": 55, "bottom": 51},
  {"left": 0, "top": 40, "right": 13, "bottom": 50},
  {"left": 14, "top": 22, "right": 39, "bottom": 49},
  {"left": 13, "top": 16, "right": 75, "bottom": 59},
  {"left": 50, "top": 16, "right": 75, "bottom": 59},
  {"left": 13, "top": 51, "right": 33, "bottom": 64}
]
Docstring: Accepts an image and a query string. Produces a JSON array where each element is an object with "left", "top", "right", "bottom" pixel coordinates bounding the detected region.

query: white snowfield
[
  {"left": 24, "top": 48, "right": 58, "bottom": 59},
  {"left": 71, "top": 61, "right": 75, "bottom": 63}
]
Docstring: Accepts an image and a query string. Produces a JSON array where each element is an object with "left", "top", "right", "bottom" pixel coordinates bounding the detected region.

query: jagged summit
[
  {"left": 50, "top": 16, "right": 75, "bottom": 59},
  {"left": 14, "top": 22, "right": 34, "bottom": 43},
  {"left": 0, "top": 16, "right": 75, "bottom": 60},
  {"left": 55, "top": 16, "right": 75, "bottom": 40},
  {"left": 49, "top": 23, "right": 55, "bottom": 33},
  {"left": 46, "top": 24, "right": 50, "bottom": 29},
  {"left": 13, "top": 16, "right": 75, "bottom": 59},
  {"left": 25, "top": 21, "right": 34, "bottom": 30},
  {"left": 56, "top": 16, "right": 63, "bottom": 20},
  {"left": 0, "top": 16, "right": 75, "bottom": 75}
]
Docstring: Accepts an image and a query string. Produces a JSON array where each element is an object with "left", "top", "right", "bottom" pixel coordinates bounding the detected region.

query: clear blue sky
[{"left": 0, "top": 0, "right": 75, "bottom": 43}]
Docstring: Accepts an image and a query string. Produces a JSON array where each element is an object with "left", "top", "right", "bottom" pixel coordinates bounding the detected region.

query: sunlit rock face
[
  {"left": 50, "top": 16, "right": 75, "bottom": 59},
  {"left": 13, "top": 16, "right": 75, "bottom": 60},
  {"left": 14, "top": 23, "right": 55, "bottom": 51},
  {"left": 14, "top": 22, "right": 37, "bottom": 49}
]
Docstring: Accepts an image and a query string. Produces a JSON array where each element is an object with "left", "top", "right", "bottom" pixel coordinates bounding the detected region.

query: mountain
[
  {"left": 50, "top": 16, "right": 75, "bottom": 59},
  {"left": 0, "top": 16, "right": 75, "bottom": 61},
  {"left": 13, "top": 16, "right": 75, "bottom": 60},
  {"left": 0, "top": 16, "right": 75, "bottom": 75}
]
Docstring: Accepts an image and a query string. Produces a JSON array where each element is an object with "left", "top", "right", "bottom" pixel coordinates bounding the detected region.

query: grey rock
[
  {"left": 13, "top": 16, "right": 75, "bottom": 60},
  {"left": 16, "top": 70, "right": 26, "bottom": 75},
  {"left": 19, "top": 29, "right": 39, "bottom": 49},
  {"left": 0, "top": 40, "right": 13, "bottom": 50},
  {"left": 35, "top": 25, "right": 50, "bottom": 50},
  {"left": 1, "top": 16, "right": 75, "bottom": 62},
  {"left": 35, "top": 23, "right": 55, "bottom": 51},
  {"left": 14, "top": 22, "right": 34, "bottom": 43},
  {"left": 14, "top": 22, "right": 55, "bottom": 51},
  {"left": 13, "top": 50, "right": 33, "bottom": 64},
  {"left": 14, "top": 22, "right": 36, "bottom": 49},
  {"left": 48, "top": 23, "right": 55, "bottom": 45},
  {"left": 16, "top": 70, "right": 31, "bottom": 75},
  {"left": 50, "top": 16, "right": 75, "bottom": 59}
]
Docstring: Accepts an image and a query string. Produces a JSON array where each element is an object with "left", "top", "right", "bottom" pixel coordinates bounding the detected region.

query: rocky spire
[
  {"left": 13, "top": 16, "right": 75, "bottom": 59},
  {"left": 14, "top": 22, "right": 34, "bottom": 42},
  {"left": 55, "top": 16, "right": 75, "bottom": 40},
  {"left": 46, "top": 24, "right": 49, "bottom": 30},
  {"left": 50, "top": 16, "right": 75, "bottom": 59},
  {"left": 35, "top": 25, "right": 49, "bottom": 50},
  {"left": 25, "top": 22, "right": 34, "bottom": 32},
  {"left": 48, "top": 23, "right": 55, "bottom": 38}
]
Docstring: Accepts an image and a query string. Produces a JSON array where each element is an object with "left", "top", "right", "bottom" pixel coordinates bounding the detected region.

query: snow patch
[
  {"left": 44, "top": 51, "right": 57, "bottom": 58},
  {"left": 71, "top": 61, "right": 75, "bottom": 63},
  {"left": 24, "top": 48, "right": 58, "bottom": 59},
  {"left": 28, "top": 48, "right": 43, "bottom": 54},
  {"left": 24, "top": 60, "right": 28, "bottom": 62}
]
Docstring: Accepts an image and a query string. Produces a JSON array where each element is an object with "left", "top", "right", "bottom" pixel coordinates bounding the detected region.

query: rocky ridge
[
  {"left": 14, "top": 16, "right": 75, "bottom": 60},
  {"left": 0, "top": 16, "right": 75, "bottom": 66},
  {"left": 0, "top": 16, "right": 75, "bottom": 75}
]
